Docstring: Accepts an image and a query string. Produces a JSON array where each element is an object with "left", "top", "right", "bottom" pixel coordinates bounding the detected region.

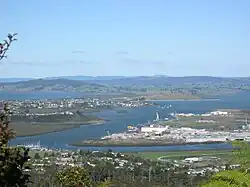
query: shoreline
[
  {"left": 147, "top": 98, "right": 221, "bottom": 102},
  {"left": 70, "top": 140, "right": 228, "bottom": 147},
  {"left": 15, "top": 119, "right": 105, "bottom": 138}
]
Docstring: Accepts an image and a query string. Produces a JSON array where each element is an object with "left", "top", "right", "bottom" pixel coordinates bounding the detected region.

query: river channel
[{"left": 8, "top": 92, "right": 250, "bottom": 152}]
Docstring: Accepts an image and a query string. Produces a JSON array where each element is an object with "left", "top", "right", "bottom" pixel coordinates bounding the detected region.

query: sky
[{"left": 1, "top": 0, "right": 249, "bottom": 78}]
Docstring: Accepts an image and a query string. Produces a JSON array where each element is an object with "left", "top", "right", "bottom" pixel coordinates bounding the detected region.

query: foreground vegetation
[
  {"left": 136, "top": 150, "right": 233, "bottom": 160},
  {"left": 27, "top": 149, "right": 210, "bottom": 187},
  {"left": 18, "top": 141, "right": 250, "bottom": 187}
]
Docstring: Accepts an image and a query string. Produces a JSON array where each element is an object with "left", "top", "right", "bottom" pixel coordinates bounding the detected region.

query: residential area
[{"left": 4, "top": 97, "right": 154, "bottom": 116}]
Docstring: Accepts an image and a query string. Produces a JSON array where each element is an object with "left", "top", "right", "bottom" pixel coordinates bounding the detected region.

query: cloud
[
  {"left": 115, "top": 51, "right": 129, "bottom": 55},
  {"left": 121, "top": 58, "right": 165, "bottom": 66},
  {"left": 72, "top": 50, "right": 85, "bottom": 54},
  {"left": 122, "top": 58, "right": 140, "bottom": 63},
  {"left": 10, "top": 60, "right": 46, "bottom": 66},
  {"left": 9, "top": 59, "right": 92, "bottom": 66},
  {"left": 167, "top": 52, "right": 174, "bottom": 55}
]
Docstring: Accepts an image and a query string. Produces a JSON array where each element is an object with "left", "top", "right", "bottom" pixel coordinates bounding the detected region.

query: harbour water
[{"left": 5, "top": 91, "right": 250, "bottom": 152}]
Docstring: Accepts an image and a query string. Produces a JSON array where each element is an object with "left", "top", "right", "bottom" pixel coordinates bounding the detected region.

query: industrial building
[{"left": 140, "top": 125, "right": 169, "bottom": 135}]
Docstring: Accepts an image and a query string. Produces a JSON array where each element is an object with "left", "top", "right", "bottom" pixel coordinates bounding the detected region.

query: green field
[
  {"left": 136, "top": 150, "right": 233, "bottom": 160},
  {"left": 159, "top": 115, "right": 243, "bottom": 130},
  {"left": 10, "top": 114, "right": 104, "bottom": 137},
  {"left": 29, "top": 150, "right": 46, "bottom": 157}
]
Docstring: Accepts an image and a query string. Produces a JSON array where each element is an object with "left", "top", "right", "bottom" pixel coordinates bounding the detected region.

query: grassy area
[
  {"left": 11, "top": 119, "right": 104, "bottom": 137},
  {"left": 10, "top": 114, "right": 105, "bottom": 137},
  {"left": 159, "top": 115, "right": 243, "bottom": 130},
  {"left": 143, "top": 93, "right": 202, "bottom": 100},
  {"left": 29, "top": 150, "right": 46, "bottom": 157},
  {"left": 136, "top": 150, "right": 233, "bottom": 160}
]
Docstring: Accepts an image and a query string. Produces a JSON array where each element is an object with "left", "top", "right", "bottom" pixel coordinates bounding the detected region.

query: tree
[
  {"left": 0, "top": 103, "right": 31, "bottom": 187},
  {"left": 50, "top": 151, "right": 55, "bottom": 157},
  {"left": 34, "top": 153, "right": 41, "bottom": 160},
  {"left": 98, "top": 179, "right": 113, "bottom": 187},
  {"left": 0, "top": 34, "right": 31, "bottom": 187},
  {"left": 44, "top": 152, "right": 49, "bottom": 158},
  {"left": 55, "top": 166, "right": 92, "bottom": 187},
  {"left": 0, "top": 33, "right": 17, "bottom": 61},
  {"left": 201, "top": 141, "right": 250, "bottom": 187},
  {"left": 201, "top": 170, "right": 250, "bottom": 187},
  {"left": 231, "top": 140, "right": 250, "bottom": 171}
]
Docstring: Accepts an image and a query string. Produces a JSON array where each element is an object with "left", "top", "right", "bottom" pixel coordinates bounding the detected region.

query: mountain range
[
  {"left": 1, "top": 75, "right": 250, "bottom": 85},
  {"left": 0, "top": 76, "right": 250, "bottom": 98},
  {"left": 0, "top": 76, "right": 127, "bottom": 83},
  {"left": 0, "top": 75, "right": 250, "bottom": 90}
]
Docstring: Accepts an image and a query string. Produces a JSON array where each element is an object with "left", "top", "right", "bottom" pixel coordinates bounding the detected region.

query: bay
[{"left": 7, "top": 91, "right": 250, "bottom": 152}]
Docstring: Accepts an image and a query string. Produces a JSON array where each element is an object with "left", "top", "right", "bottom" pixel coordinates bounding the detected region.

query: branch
[{"left": 0, "top": 33, "right": 18, "bottom": 61}]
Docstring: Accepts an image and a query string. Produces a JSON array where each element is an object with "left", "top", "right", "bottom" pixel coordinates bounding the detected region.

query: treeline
[
  {"left": 28, "top": 164, "right": 210, "bottom": 187},
  {"left": 26, "top": 141, "right": 250, "bottom": 187}
]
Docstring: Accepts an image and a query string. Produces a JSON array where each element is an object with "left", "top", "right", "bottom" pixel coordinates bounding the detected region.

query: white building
[
  {"left": 210, "top": 111, "right": 229, "bottom": 116},
  {"left": 140, "top": 126, "right": 169, "bottom": 134}
]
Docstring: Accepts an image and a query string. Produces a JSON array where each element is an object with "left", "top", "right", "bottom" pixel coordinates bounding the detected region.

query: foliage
[
  {"left": 55, "top": 166, "right": 92, "bottom": 187},
  {"left": 97, "top": 179, "right": 113, "bottom": 187},
  {"left": 0, "top": 103, "right": 31, "bottom": 187},
  {"left": 0, "top": 33, "right": 17, "bottom": 61},
  {"left": 34, "top": 153, "right": 41, "bottom": 159},
  {"left": 231, "top": 140, "right": 250, "bottom": 170},
  {"left": 201, "top": 141, "right": 250, "bottom": 187},
  {"left": 0, "top": 34, "right": 32, "bottom": 187},
  {"left": 201, "top": 170, "right": 250, "bottom": 187}
]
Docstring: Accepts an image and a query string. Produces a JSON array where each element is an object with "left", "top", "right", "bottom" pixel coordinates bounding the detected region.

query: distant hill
[
  {"left": 0, "top": 78, "right": 34, "bottom": 83},
  {"left": 1, "top": 76, "right": 250, "bottom": 87},
  {"left": 0, "top": 76, "right": 127, "bottom": 83},
  {"left": 1, "top": 76, "right": 250, "bottom": 95},
  {"left": 55, "top": 76, "right": 127, "bottom": 81},
  {"left": 82, "top": 76, "right": 250, "bottom": 86},
  {"left": 3, "top": 75, "right": 250, "bottom": 86},
  {"left": 0, "top": 78, "right": 109, "bottom": 92}
]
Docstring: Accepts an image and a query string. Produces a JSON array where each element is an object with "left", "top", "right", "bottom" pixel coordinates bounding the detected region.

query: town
[
  {"left": 4, "top": 96, "right": 154, "bottom": 116},
  {"left": 25, "top": 142, "right": 239, "bottom": 186}
]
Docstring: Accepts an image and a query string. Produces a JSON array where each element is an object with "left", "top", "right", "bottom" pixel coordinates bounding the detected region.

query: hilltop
[
  {"left": 80, "top": 76, "right": 250, "bottom": 86},
  {"left": 1, "top": 76, "right": 250, "bottom": 100},
  {"left": 0, "top": 78, "right": 109, "bottom": 92},
  {"left": 2, "top": 75, "right": 250, "bottom": 85}
]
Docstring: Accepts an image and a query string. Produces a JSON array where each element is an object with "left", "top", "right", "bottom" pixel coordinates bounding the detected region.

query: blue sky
[{"left": 1, "top": 0, "right": 249, "bottom": 78}]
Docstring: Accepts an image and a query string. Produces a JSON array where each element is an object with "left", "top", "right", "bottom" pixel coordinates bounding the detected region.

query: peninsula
[
  {"left": 6, "top": 96, "right": 155, "bottom": 137},
  {"left": 11, "top": 113, "right": 105, "bottom": 137},
  {"left": 71, "top": 109, "right": 250, "bottom": 147}
]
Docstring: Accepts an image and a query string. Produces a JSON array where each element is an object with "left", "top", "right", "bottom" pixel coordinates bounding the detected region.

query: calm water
[{"left": 4, "top": 91, "right": 250, "bottom": 152}]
